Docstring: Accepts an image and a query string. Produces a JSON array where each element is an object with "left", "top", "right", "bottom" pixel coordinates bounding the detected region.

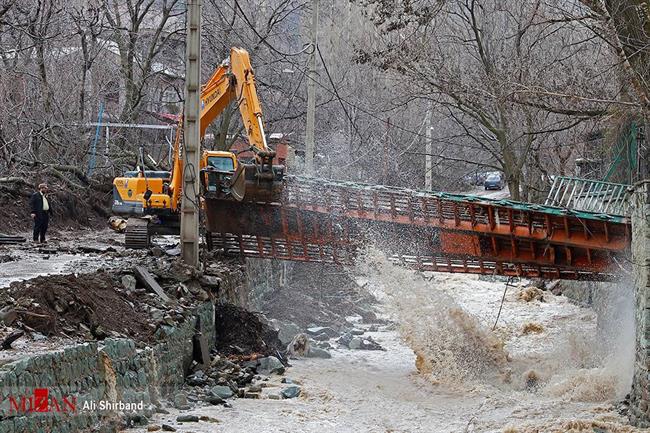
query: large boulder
[
  {"left": 306, "top": 347, "right": 332, "bottom": 359},
  {"left": 257, "top": 356, "right": 285, "bottom": 375},
  {"left": 271, "top": 320, "right": 302, "bottom": 345},
  {"left": 210, "top": 385, "right": 234, "bottom": 399}
]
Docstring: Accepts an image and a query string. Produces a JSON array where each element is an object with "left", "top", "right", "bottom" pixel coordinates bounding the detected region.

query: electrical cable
[
  {"left": 316, "top": 44, "right": 364, "bottom": 144},
  {"left": 233, "top": 0, "right": 315, "bottom": 57},
  {"left": 229, "top": 0, "right": 434, "bottom": 142}
]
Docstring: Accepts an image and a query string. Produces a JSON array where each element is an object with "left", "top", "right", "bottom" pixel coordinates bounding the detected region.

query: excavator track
[{"left": 124, "top": 219, "right": 150, "bottom": 249}]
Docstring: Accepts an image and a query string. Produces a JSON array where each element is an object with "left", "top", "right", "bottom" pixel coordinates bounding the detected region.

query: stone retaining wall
[
  {"left": 0, "top": 302, "right": 215, "bottom": 433},
  {"left": 630, "top": 181, "right": 650, "bottom": 426}
]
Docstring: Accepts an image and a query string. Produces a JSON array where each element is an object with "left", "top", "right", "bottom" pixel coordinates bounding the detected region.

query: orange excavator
[{"left": 111, "top": 47, "right": 284, "bottom": 248}]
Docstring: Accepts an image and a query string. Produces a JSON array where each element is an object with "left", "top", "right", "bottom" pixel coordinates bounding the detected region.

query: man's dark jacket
[{"left": 30, "top": 192, "right": 53, "bottom": 216}]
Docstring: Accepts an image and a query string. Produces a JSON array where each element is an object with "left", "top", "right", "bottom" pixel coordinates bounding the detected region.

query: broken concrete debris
[
  {"left": 122, "top": 274, "right": 137, "bottom": 292},
  {"left": 135, "top": 265, "right": 171, "bottom": 303}
]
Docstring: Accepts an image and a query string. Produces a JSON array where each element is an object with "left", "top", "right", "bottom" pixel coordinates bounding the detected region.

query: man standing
[{"left": 30, "top": 183, "right": 53, "bottom": 243}]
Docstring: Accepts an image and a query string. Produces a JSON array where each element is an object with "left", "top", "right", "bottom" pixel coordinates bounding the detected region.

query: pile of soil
[
  {"left": 214, "top": 303, "right": 284, "bottom": 356},
  {"left": 259, "top": 264, "right": 378, "bottom": 329},
  {"left": 2, "top": 271, "right": 154, "bottom": 342}
]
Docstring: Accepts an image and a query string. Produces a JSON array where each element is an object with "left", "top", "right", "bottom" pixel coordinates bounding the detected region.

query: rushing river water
[{"left": 128, "top": 251, "right": 640, "bottom": 433}]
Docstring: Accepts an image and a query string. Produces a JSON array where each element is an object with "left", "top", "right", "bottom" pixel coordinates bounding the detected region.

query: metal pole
[
  {"left": 181, "top": 0, "right": 201, "bottom": 268},
  {"left": 304, "top": 0, "right": 319, "bottom": 175},
  {"left": 425, "top": 104, "right": 433, "bottom": 190}
]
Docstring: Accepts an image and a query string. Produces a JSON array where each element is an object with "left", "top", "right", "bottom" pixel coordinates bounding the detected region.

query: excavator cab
[
  {"left": 199, "top": 150, "right": 284, "bottom": 202},
  {"left": 200, "top": 151, "right": 239, "bottom": 198}
]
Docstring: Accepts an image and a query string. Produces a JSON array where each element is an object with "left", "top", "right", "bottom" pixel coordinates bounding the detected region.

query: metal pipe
[{"left": 546, "top": 177, "right": 559, "bottom": 206}]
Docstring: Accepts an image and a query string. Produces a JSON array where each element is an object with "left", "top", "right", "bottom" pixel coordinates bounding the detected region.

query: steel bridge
[{"left": 204, "top": 175, "right": 632, "bottom": 281}]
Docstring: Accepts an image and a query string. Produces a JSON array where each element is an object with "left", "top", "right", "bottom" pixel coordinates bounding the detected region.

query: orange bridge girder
[{"left": 204, "top": 176, "right": 632, "bottom": 281}]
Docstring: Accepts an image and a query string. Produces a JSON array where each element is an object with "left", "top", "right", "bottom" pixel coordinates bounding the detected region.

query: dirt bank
[{"left": 0, "top": 179, "right": 110, "bottom": 233}]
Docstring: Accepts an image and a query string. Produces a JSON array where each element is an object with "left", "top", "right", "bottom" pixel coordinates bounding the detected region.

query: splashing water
[
  {"left": 356, "top": 249, "right": 511, "bottom": 387},
  {"left": 355, "top": 248, "right": 635, "bottom": 402}
]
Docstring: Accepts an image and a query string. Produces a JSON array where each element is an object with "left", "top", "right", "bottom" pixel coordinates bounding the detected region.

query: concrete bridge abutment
[{"left": 630, "top": 181, "right": 650, "bottom": 426}]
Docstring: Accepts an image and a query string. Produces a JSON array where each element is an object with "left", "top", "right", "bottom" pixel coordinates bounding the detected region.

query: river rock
[
  {"left": 311, "top": 332, "right": 331, "bottom": 341},
  {"left": 281, "top": 385, "right": 301, "bottom": 399},
  {"left": 257, "top": 356, "right": 284, "bottom": 375},
  {"left": 248, "top": 384, "right": 262, "bottom": 393},
  {"left": 187, "top": 370, "right": 208, "bottom": 386},
  {"left": 211, "top": 385, "right": 234, "bottom": 399},
  {"left": 306, "top": 326, "right": 338, "bottom": 338},
  {"left": 306, "top": 347, "right": 332, "bottom": 359},
  {"left": 272, "top": 320, "right": 302, "bottom": 345},
  {"left": 176, "top": 414, "right": 199, "bottom": 422},
  {"left": 348, "top": 337, "right": 363, "bottom": 350},
  {"left": 204, "top": 394, "right": 225, "bottom": 405}
]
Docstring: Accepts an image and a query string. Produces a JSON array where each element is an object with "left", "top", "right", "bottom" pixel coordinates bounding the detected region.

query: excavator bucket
[
  {"left": 200, "top": 162, "right": 284, "bottom": 203},
  {"left": 230, "top": 163, "right": 284, "bottom": 203}
]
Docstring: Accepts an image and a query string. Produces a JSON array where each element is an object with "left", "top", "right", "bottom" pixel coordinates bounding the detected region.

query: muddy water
[
  {"left": 356, "top": 251, "right": 638, "bottom": 431},
  {"left": 126, "top": 251, "right": 641, "bottom": 433}
]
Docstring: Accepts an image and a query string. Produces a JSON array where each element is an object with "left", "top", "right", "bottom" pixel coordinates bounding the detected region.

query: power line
[
  {"left": 229, "top": 0, "right": 443, "bottom": 142},
  {"left": 233, "top": 0, "right": 314, "bottom": 57},
  {"left": 316, "top": 44, "right": 364, "bottom": 144}
]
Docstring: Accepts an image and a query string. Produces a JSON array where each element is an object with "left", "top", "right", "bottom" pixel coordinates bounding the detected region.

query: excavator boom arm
[{"left": 169, "top": 47, "right": 278, "bottom": 210}]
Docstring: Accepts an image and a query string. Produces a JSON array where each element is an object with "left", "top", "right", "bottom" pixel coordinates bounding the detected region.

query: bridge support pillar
[{"left": 630, "top": 181, "right": 650, "bottom": 426}]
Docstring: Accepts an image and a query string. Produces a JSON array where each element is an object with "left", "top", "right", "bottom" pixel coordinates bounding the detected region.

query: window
[{"left": 207, "top": 156, "right": 235, "bottom": 172}]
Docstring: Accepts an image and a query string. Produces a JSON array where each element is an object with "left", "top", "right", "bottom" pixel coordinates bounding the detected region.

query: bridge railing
[{"left": 544, "top": 176, "right": 631, "bottom": 216}]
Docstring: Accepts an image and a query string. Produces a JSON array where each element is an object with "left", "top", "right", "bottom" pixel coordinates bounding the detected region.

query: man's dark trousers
[{"left": 33, "top": 212, "right": 49, "bottom": 242}]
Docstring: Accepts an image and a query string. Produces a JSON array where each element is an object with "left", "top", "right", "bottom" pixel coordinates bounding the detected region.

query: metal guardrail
[{"left": 545, "top": 176, "right": 631, "bottom": 217}]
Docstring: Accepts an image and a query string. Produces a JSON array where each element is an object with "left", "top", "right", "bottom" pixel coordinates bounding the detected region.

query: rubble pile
[
  {"left": 0, "top": 271, "right": 154, "bottom": 341},
  {"left": 257, "top": 264, "right": 379, "bottom": 330},
  {"left": 214, "top": 303, "right": 285, "bottom": 356},
  {"left": 178, "top": 353, "right": 299, "bottom": 407},
  {"left": 0, "top": 254, "right": 242, "bottom": 347},
  {"left": 166, "top": 307, "right": 302, "bottom": 414}
]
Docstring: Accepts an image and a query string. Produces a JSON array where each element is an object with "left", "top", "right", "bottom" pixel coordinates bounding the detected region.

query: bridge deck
[{"left": 204, "top": 175, "right": 631, "bottom": 281}]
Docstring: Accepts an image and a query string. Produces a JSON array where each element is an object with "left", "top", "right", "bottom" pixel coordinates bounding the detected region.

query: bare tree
[{"left": 102, "top": 0, "right": 184, "bottom": 123}]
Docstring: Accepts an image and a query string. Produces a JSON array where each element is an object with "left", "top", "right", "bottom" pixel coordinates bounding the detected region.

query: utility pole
[
  {"left": 304, "top": 0, "right": 319, "bottom": 175},
  {"left": 425, "top": 104, "right": 433, "bottom": 190},
  {"left": 180, "top": 0, "right": 201, "bottom": 267}
]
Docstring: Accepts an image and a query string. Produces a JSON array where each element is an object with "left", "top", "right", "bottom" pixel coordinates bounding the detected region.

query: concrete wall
[
  {"left": 0, "top": 302, "right": 215, "bottom": 433},
  {"left": 630, "top": 182, "right": 650, "bottom": 426}
]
